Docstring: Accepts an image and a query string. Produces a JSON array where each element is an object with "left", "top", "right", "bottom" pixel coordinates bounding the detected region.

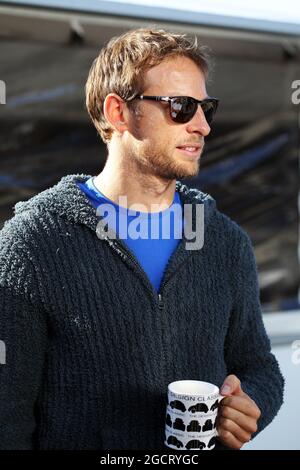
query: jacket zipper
[
  {"left": 105, "top": 233, "right": 193, "bottom": 312},
  {"left": 110, "top": 239, "right": 166, "bottom": 310}
]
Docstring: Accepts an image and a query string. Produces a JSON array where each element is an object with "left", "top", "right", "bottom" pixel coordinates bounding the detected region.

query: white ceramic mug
[{"left": 165, "top": 380, "right": 223, "bottom": 451}]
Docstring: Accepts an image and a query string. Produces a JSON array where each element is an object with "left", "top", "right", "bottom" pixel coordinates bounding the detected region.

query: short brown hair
[{"left": 85, "top": 27, "right": 211, "bottom": 144}]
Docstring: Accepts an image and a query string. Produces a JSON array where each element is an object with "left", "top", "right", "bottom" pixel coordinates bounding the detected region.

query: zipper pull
[{"left": 158, "top": 293, "right": 164, "bottom": 310}]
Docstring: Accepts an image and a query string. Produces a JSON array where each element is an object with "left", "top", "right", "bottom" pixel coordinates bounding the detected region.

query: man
[{"left": 0, "top": 28, "right": 284, "bottom": 450}]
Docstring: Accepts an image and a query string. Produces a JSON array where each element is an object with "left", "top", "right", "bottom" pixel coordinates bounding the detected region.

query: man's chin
[
  {"left": 172, "top": 163, "right": 201, "bottom": 180},
  {"left": 149, "top": 155, "right": 201, "bottom": 180},
  {"left": 157, "top": 168, "right": 200, "bottom": 180}
]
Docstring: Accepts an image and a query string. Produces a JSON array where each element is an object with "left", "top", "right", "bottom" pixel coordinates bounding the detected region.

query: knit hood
[{"left": 14, "top": 174, "right": 217, "bottom": 233}]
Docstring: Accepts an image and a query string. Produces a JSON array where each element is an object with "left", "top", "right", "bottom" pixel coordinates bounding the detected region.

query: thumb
[{"left": 220, "top": 374, "right": 243, "bottom": 396}]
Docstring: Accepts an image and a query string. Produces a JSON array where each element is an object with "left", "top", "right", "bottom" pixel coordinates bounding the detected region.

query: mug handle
[{"left": 215, "top": 393, "right": 225, "bottom": 437}]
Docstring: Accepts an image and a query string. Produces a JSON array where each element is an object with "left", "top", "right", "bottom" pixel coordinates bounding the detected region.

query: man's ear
[{"left": 103, "top": 93, "right": 128, "bottom": 134}]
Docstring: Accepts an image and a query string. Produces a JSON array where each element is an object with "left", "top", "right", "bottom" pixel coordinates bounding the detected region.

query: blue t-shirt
[{"left": 77, "top": 177, "right": 184, "bottom": 293}]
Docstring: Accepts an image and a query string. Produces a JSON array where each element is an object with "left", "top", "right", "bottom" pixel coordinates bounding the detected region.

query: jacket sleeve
[
  {"left": 0, "top": 214, "right": 48, "bottom": 449},
  {"left": 224, "top": 230, "right": 284, "bottom": 438}
]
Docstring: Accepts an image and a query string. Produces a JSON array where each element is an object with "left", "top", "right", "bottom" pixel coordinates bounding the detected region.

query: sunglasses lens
[
  {"left": 170, "top": 97, "right": 197, "bottom": 123},
  {"left": 170, "top": 98, "right": 218, "bottom": 124},
  {"left": 201, "top": 100, "right": 218, "bottom": 125}
]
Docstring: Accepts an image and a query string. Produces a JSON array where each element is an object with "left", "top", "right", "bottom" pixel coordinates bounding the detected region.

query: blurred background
[{"left": 0, "top": 0, "right": 299, "bottom": 449}]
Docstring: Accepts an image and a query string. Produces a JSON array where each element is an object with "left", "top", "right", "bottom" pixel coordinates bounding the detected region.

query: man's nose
[{"left": 186, "top": 106, "right": 211, "bottom": 137}]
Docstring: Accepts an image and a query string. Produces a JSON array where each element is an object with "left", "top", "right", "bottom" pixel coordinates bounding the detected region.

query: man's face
[{"left": 124, "top": 55, "right": 211, "bottom": 181}]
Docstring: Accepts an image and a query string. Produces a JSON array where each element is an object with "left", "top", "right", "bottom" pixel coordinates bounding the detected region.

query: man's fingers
[
  {"left": 217, "top": 417, "right": 252, "bottom": 447},
  {"left": 219, "top": 405, "right": 258, "bottom": 434},
  {"left": 220, "top": 374, "right": 242, "bottom": 396},
  {"left": 217, "top": 426, "right": 245, "bottom": 450},
  {"left": 220, "top": 395, "right": 261, "bottom": 419},
  {"left": 216, "top": 388, "right": 261, "bottom": 450}
]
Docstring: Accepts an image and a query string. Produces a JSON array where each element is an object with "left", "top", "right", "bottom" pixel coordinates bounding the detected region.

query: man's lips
[{"left": 176, "top": 144, "right": 203, "bottom": 157}]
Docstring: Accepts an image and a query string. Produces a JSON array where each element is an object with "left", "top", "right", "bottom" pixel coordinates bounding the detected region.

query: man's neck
[{"left": 93, "top": 166, "right": 176, "bottom": 213}]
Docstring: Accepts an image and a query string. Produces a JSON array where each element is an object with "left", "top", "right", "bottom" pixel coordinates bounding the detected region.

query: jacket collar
[
  {"left": 14, "top": 173, "right": 216, "bottom": 232},
  {"left": 14, "top": 174, "right": 217, "bottom": 292}
]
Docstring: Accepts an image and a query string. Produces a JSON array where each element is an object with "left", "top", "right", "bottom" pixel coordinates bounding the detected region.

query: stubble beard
[{"left": 131, "top": 144, "right": 202, "bottom": 181}]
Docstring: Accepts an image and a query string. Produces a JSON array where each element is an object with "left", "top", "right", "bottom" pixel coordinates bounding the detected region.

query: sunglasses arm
[{"left": 139, "top": 95, "right": 170, "bottom": 103}]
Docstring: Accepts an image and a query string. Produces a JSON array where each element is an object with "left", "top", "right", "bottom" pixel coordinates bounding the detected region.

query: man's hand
[{"left": 217, "top": 374, "right": 261, "bottom": 449}]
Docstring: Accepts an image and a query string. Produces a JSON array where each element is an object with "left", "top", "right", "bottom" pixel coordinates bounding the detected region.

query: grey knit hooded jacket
[{"left": 0, "top": 174, "right": 284, "bottom": 450}]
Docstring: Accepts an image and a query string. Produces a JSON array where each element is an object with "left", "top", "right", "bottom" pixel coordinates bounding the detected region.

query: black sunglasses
[{"left": 127, "top": 95, "right": 219, "bottom": 125}]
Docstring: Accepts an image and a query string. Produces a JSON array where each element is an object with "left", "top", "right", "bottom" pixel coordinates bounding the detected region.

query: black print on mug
[
  {"left": 210, "top": 399, "right": 219, "bottom": 411},
  {"left": 187, "top": 420, "right": 202, "bottom": 432},
  {"left": 165, "top": 413, "right": 172, "bottom": 427},
  {"left": 188, "top": 403, "right": 209, "bottom": 413},
  {"left": 167, "top": 435, "right": 184, "bottom": 448},
  {"left": 213, "top": 417, "right": 217, "bottom": 428},
  {"left": 173, "top": 418, "right": 186, "bottom": 431},
  {"left": 169, "top": 400, "right": 186, "bottom": 412},
  {"left": 208, "top": 436, "right": 216, "bottom": 448},
  {"left": 203, "top": 419, "right": 213, "bottom": 432},
  {"left": 185, "top": 439, "right": 206, "bottom": 450}
]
